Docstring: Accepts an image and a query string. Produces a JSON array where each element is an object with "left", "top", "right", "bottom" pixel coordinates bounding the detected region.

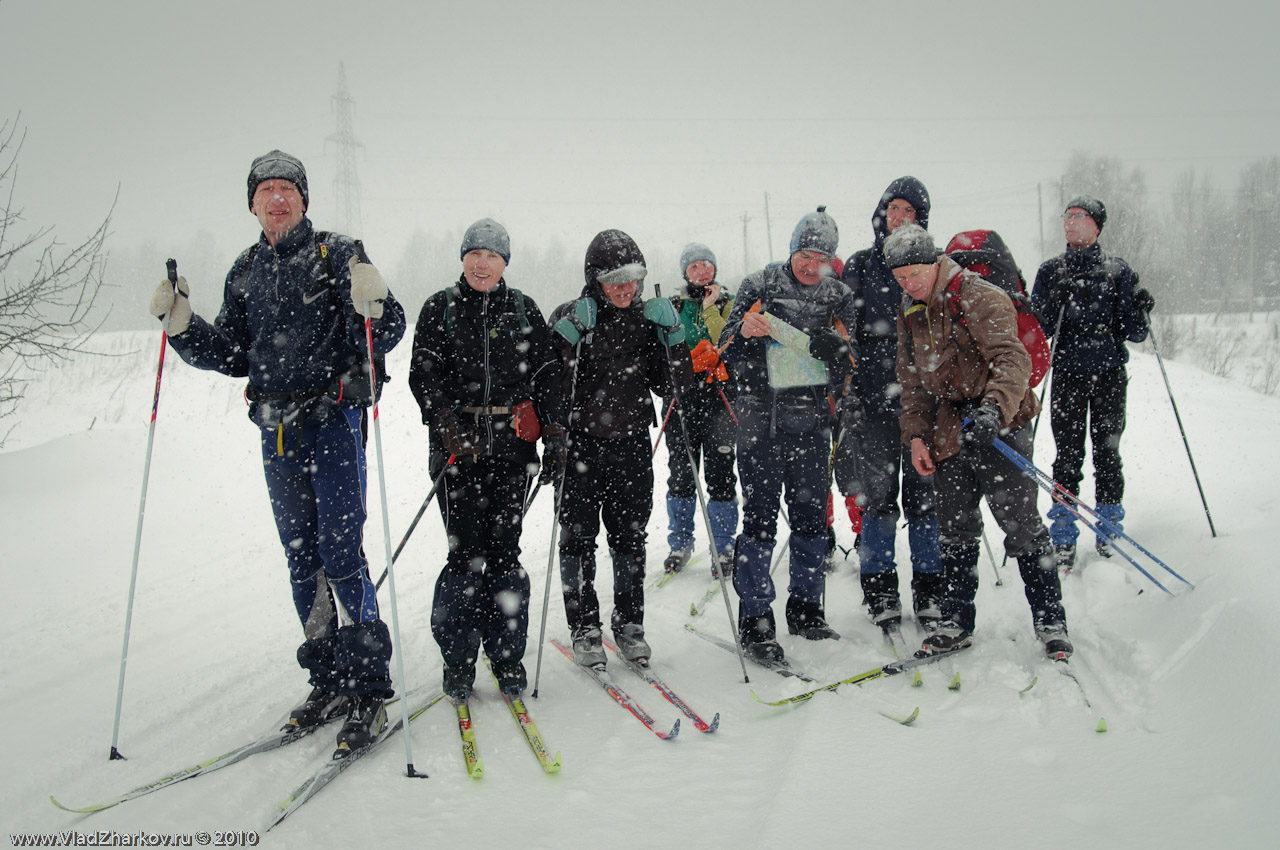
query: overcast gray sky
[{"left": 3, "top": 0, "right": 1277, "bottom": 292}]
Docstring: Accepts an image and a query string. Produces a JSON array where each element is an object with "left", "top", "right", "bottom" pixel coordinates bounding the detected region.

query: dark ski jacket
[
  {"left": 408, "top": 275, "right": 564, "bottom": 465},
  {"left": 1031, "top": 243, "right": 1148, "bottom": 376},
  {"left": 720, "top": 261, "right": 860, "bottom": 414},
  {"left": 167, "top": 218, "right": 406, "bottom": 428},
  {"left": 842, "top": 176, "right": 932, "bottom": 416},
  {"left": 548, "top": 280, "right": 690, "bottom": 440}
]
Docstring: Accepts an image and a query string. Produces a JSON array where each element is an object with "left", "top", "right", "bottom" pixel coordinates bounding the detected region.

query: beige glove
[
  {"left": 148, "top": 276, "right": 192, "bottom": 335},
  {"left": 348, "top": 256, "right": 387, "bottom": 319}
]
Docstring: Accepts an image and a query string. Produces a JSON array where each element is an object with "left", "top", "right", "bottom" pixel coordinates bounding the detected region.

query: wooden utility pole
[
  {"left": 742, "top": 211, "right": 751, "bottom": 273},
  {"left": 764, "top": 193, "right": 774, "bottom": 263}
]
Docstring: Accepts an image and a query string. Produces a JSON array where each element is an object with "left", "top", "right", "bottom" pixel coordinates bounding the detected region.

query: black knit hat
[
  {"left": 584, "top": 229, "right": 647, "bottom": 294},
  {"left": 882, "top": 223, "right": 938, "bottom": 270},
  {"left": 247, "top": 150, "right": 309, "bottom": 211},
  {"left": 1064, "top": 195, "right": 1106, "bottom": 231}
]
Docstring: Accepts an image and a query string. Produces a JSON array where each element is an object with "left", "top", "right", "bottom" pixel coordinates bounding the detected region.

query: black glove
[
  {"left": 962, "top": 403, "right": 1002, "bottom": 449},
  {"left": 838, "top": 393, "right": 867, "bottom": 439},
  {"left": 808, "top": 327, "right": 850, "bottom": 365},
  {"left": 539, "top": 424, "right": 568, "bottom": 486},
  {"left": 433, "top": 410, "right": 486, "bottom": 458},
  {"left": 1133, "top": 288, "right": 1155, "bottom": 314}
]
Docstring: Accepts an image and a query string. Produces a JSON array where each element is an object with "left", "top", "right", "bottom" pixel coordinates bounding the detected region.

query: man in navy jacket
[{"left": 149, "top": 150, "right": 406, "bottom": 753}]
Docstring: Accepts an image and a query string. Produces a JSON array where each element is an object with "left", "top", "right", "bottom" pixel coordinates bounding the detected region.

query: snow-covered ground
[{"left": 2, "top": 327, "right": 1277, "bottom": 849}]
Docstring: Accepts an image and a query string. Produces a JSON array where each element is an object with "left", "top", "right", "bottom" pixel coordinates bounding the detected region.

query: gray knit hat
[
  {"left": 882, "top": 223, "right": 938, "bottom": 269},
  {"left": 460, "top": 218, "right": 511, "bottom": 264},
  {"left": 789, "top": 205, "right": 839, "bottom": 257},
  {"left": 247, "top": 150, "right": 309, "bottom": 211},
  {"left": 679, "top": 242, "right": 717, "bottom": 280},
  {"left": 1064, "top": 195, "right": 1107, "bottom": 231}
]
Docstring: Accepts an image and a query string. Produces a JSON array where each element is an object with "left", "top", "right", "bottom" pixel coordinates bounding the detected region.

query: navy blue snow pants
[
  {"left": 261, "top": 406, "right": 393, "bottom": 697},
  {"left": 732, "top": 395, "right": 831, "bottom": 619}
]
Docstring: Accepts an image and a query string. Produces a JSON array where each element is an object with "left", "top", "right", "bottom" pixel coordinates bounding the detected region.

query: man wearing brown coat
[{"left": 890, "top": 224, "right": 1070, "bottom": 660}]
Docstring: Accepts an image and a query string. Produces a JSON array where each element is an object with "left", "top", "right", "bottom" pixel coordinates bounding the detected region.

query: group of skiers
[{"left": 148, "top": 150, "right": 1154, "bottom": 753}]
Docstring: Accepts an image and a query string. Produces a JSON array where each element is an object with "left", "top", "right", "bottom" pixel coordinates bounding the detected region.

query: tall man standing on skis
[
  {"left": 838, "top": 176, "right": 943, "bottom": 634},
  {"left": 719, "top": 207, "right": 862, "bottom": 662},
  {"left": 891, "top": 223, "right": 1071, "bottom": 659},
  {"left": 1031, "top": 196, "right": 1154, "bottom": 569},
  {"left": 148, "top": 150, "right": 406, "bottom": 752}
]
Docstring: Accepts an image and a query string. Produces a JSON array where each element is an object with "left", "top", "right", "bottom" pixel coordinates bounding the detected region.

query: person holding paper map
[{"left": 718, "top": 207, "right": 863, "bottom": 663}]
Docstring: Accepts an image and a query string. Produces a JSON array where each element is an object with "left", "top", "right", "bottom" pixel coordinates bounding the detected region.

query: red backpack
[{"left": 944, "top": 230, "right": 1051, "bottom": 387}]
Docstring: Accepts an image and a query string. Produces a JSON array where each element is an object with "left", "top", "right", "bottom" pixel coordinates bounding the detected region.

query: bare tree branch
[{"left": 0, "top": 115, "right": 114, "bottom": 442}]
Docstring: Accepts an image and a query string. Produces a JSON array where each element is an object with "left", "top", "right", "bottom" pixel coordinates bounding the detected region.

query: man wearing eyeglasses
[
  {"left": 719, "top": 207, "right": 862, "bottom": 662},
  {"left": 1031, "top": 196, "right": 1154, "bottom": 570}
]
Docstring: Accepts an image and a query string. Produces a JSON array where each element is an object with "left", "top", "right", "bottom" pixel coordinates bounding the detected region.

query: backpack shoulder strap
[
  {"left": 509, "top": 286, "right": 529, "bottom": 329},
  {"left": 444, "top": 284, "right": 462, "bottom": 335}
]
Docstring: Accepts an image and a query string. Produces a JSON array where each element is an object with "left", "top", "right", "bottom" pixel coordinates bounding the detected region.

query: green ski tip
[
  {"left": 948, "top": 672, "right": 962, "bottom": 691},
  {"left": 1019, "top": 677, "right": 1038, "bottom": 694},
  {"left": 880, "top": 706, "right": 920, "bottom": 726},
  {"left": 912, "top": 670, "right": 923, "bottom": 688},
  {"left": 1096, "top": 717, "right": 1108, "bottom": 733}
]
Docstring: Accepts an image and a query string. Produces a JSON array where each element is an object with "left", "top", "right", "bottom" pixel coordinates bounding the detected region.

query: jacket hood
[
  {"left": 582, "top": 228, "right": 647, "bottom": 308},
  {"left": 872, "top": 176, "right": 931, "bottom": 245}
]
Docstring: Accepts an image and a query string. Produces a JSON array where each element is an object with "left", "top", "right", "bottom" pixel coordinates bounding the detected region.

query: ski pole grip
[{"left": 166, "top": 258, "right": 177, "bottom": 287}]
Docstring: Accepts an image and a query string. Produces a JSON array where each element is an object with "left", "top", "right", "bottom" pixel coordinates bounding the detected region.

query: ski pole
[
  {"left": 109, "top": 258, "right": 180, "bottom": 761},
  {"left": 651, "top": 396, "right": 677, "bottom": 457},
  {"left": 523, "top": 478, "right": 542, "bottom": 517},
  {"left": 654, "top": 284, "right": 750, "bottom": 683},
  {"left": 1030, "top": 303, "right": 1066, "bottom": 444},
  {"left": 987, "top": 432, "right": 1194, "bottom": 593},
  {"left": 979, "top": 524, "right": 1003, "bottom": 586},
  {"left": 1148, "top": 324, "right": 1217, "bottom": 538},
  {"left": 532, "top": 337, "right": 584, "bottom": 698},
  {"left": 354, "top": 241, "right": 424, "bottom": 779},
  {"left": 374, "top": 454, "right": 456, "bottom": 592}
]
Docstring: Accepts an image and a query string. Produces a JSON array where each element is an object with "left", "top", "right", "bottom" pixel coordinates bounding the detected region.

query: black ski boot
[
  {"left": 862, "top": 570, "right": 902, "bottom": 628},
  {"left": 335, "top": 695, "right": 386, "bottom": 755},
  {"left": 442, "top": 663, "right": 476, "bottom": 702},
  {"left": 785, "top": 597, "right": 840, "bottom": 640},
  {"left": 1036, "top": 622, "right": 1074, "bottom": 661},
  {"left": 739, "top": 609, "right": 785, "bottom": 663},
  {"left": 917, "top": 620, "right": 972, "bottom": 656},
  {"left": 663, "top": 547, "right": 693, "bottom": 574},
  {"left": 1054, "top": 544, "right": 1077, "bottom": 571},
  {"left": 911, "top": 571, "right": 945, "bottom": 632},
  {"left": 287, "top": 685, "right": 349, "bottom": 731}
]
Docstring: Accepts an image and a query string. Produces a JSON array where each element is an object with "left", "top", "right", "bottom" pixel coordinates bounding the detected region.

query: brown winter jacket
[{"left": 896, "top": 256, "right": 1039, "bottom": 463}]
